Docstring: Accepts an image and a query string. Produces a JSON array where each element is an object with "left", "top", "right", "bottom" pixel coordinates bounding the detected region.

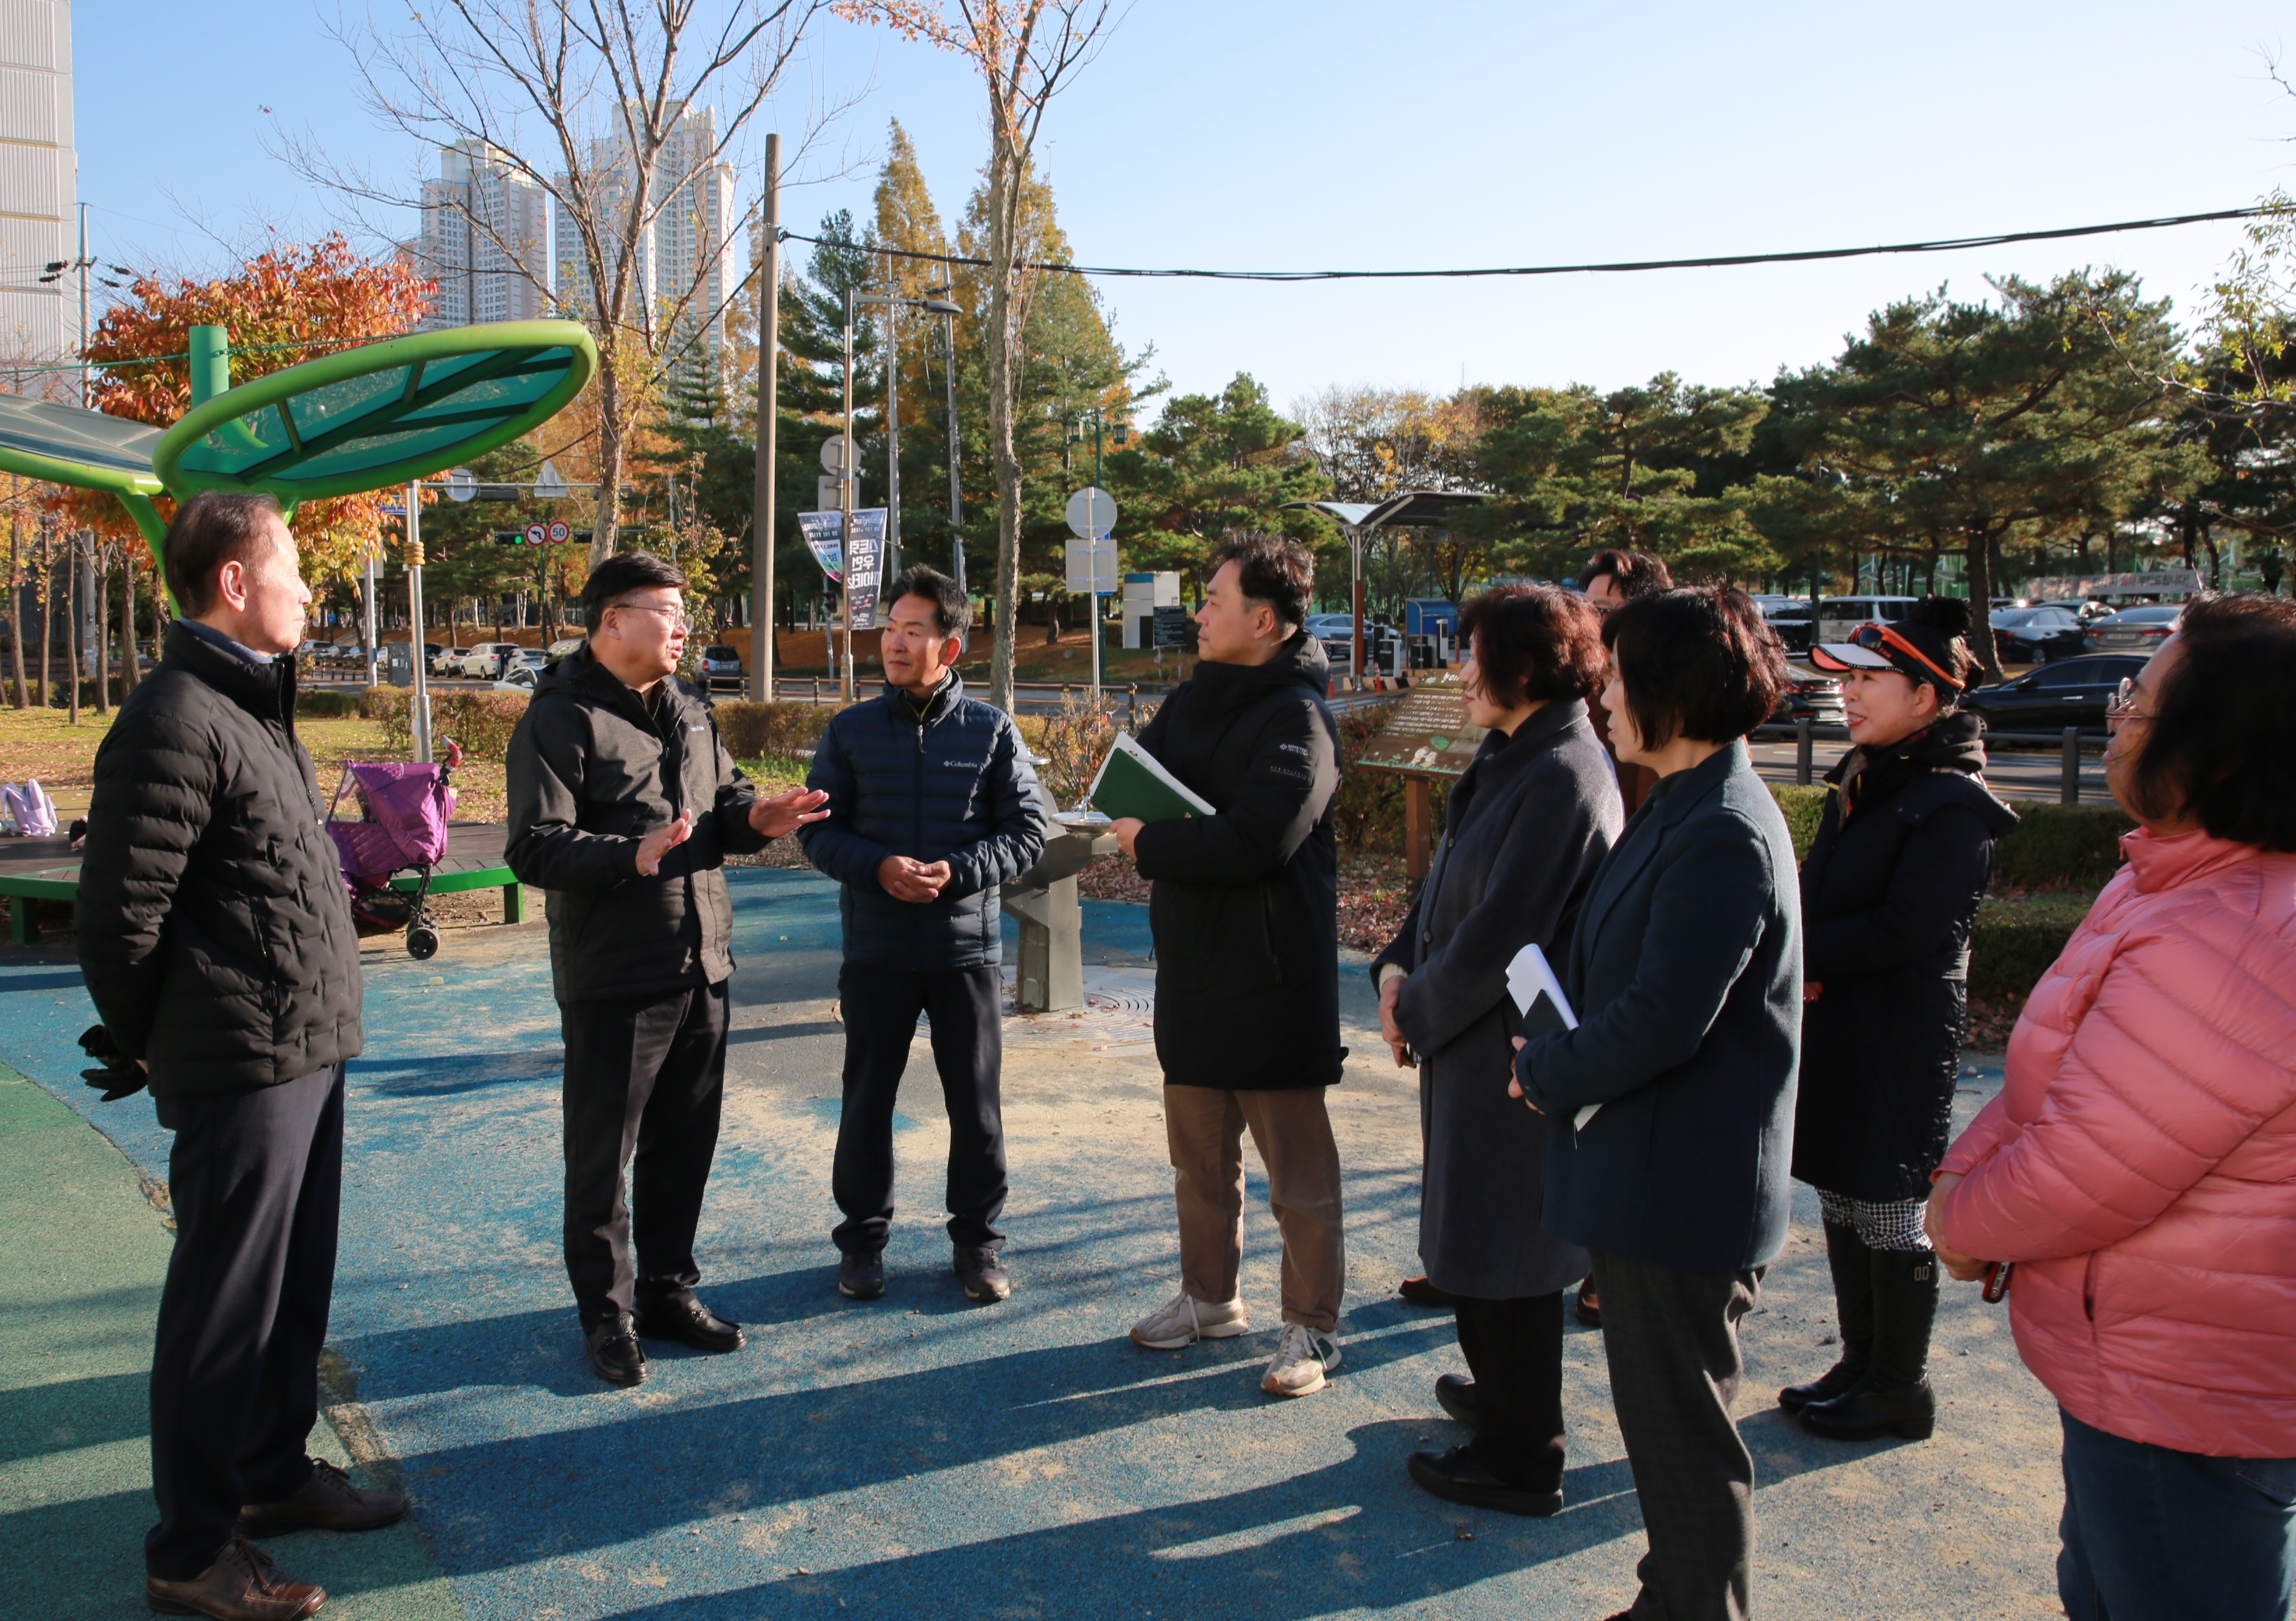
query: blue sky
[{"left": 77, "top": 0, "right": 2295, "bottom": 411}]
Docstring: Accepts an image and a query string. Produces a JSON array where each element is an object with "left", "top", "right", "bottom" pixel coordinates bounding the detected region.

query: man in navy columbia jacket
[{"left": 800, "top": 566, "right": 1046, "bottom": 1303}]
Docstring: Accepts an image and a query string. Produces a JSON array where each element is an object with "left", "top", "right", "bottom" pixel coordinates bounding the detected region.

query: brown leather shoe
[
  {"left": 1396, "top": 1276, "right": 1457, "bottom": 1308},
  {"left": 239, "top": 1458, "right": 407, "bottom": 1539},
  {"left": 146, "top": 1535, "right": 326, "bottom": 1619}
]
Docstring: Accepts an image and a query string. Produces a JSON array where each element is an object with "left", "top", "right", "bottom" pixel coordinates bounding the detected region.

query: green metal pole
[{"left": 188, "top": 325, "right": 229, "bottom": 406}]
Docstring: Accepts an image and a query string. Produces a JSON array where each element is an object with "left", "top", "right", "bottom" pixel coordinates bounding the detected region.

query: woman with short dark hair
[
  {"left": 1372, "top": 585, "right": 1621, "bottom": 1516},
  {"left": 1513, "top": 585, "right": 1801, "bottom": 1621},
  {"left": 1928, "top": 594, "right": 2296, "bottom": 1621},
  {"left": 1782, "top": 598, "right": 2017, "bottom": 1442}
]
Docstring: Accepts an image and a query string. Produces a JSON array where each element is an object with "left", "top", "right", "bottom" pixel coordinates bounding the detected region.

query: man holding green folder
[{"left": 1107, "top": 535, "right": 1348, "bottom": 1397}]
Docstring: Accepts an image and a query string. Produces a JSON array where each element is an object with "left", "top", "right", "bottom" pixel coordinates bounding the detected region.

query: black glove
[{"left": 77, "top": 1024, "right": 145, "bottom": 1102}]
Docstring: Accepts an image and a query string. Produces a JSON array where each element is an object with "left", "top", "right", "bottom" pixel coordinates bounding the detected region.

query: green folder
[{"left": 1088, "top": 733, "right": 1216, "bottom": 821}]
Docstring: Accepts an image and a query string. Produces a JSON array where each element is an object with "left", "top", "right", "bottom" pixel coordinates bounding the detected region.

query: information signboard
[{"left": 1352, "top": 675, "right": 1485, "bottom": 777}]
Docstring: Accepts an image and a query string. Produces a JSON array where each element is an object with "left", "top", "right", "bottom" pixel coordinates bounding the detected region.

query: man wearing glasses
[{"left": 507, "top": 552, "right": 828, "bottom": 1387}]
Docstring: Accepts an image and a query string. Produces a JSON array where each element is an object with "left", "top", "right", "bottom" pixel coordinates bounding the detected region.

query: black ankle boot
[
  {"left": 1780, "top": 1220, "right": 1873, "bottom": 1414},
  {"left": 1803, "top": 1248, "right": 1939, "bottom": 1441}
]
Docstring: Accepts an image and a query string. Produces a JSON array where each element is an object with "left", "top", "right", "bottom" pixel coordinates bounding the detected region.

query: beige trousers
[{"left": 1163, "top": 1083, "right": 1345, "bottom": 1333}]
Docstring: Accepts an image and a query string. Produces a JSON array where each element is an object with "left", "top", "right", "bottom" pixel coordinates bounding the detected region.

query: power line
[{"left": 780, "top": 204, "right": 2279, "bottom": 283}]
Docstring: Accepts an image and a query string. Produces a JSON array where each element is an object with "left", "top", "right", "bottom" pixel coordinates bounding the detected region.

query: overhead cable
[{"left": 778, "top": 204, "right": 2278, "bottom": 283}]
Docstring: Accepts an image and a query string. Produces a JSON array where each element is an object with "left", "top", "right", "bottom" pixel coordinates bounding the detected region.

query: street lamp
[
  {"left": 923, "top": 285, "right": 965, "bottom": 591},
  {"left": 847, "top": 290, "right": 964, "bottom": 580},
  {"left": 843, "top": 289, "right": 963, "bottom": 701}
]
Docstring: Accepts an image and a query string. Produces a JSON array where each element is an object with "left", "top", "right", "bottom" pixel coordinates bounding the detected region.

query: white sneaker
[
  {"left": 1261, "top": 1322, "right": 1342, "bottom": 1396},
  {"left": 1129, "top": 1290, "right": 1252, "bottom": 1350}
]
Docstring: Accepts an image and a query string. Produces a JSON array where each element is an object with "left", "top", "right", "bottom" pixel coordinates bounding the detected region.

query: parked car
[
  {"left": 697, "top": 644, "right": 745, "bottom": 689},
  {"left": 1769, "top": 668, "right": 1845, "bottom": 726},
  {"left": 2083, "top": 604, "right": 2183, "bottom": 652},
  {"left": 456, "top": 641, "right": 525, "bottom": 678},
  {"left": 1990, "top": 604, "right": 2087, "bottom": 664},
  {"left": 547, "top": 636, "right": 585, "bottom": 661},
  {"left": 1308, "top": 615, "right": 1399, "bottom": 675},
  {"left": 430, "top": 645, "right": 467, "bottom": 675},
  {"left": 1757, "top": 598, "right": 1816, "bottom": 654},
  {"left": 491, "top": 649, "right": 550, "bottom": 690},
  {"left": 1958, "top": 653, "right": 2149, "bottom": 735}
]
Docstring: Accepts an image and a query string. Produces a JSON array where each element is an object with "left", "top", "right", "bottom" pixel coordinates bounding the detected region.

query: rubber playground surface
[{"left": 1, "top": 868, "right": 2070, "bottom": 1620}]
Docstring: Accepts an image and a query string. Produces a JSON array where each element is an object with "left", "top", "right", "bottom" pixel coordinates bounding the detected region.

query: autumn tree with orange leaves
[
  {"left": 65, "top": 234, "right": 432, "bottom": 592},
  {"left": 834, "top": 0, "right": 1118, "bottom": 712}
]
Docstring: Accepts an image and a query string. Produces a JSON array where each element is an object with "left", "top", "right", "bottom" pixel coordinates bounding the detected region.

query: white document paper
[{"left": 1506, "top": 942, "right": 1601, "bottom": 1132}]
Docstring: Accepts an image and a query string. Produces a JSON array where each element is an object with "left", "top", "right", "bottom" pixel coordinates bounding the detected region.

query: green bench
[{"left": 2, "top": 860, "right": 526, "bottom": 944}]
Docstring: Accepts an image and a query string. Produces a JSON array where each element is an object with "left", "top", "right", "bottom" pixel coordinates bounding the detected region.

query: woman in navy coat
[{"left": 1513, "top": 587, "right": 1801, "bottom": 1621}]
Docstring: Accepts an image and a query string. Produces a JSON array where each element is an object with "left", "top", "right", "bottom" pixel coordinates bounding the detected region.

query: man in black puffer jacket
[
  {"left": 77, "top": 493, "right": 403, "bottom": 1621},
  {"left": 1110, "top": 535, "right": 1347, "bottom": 1400},
  {"left": 507, "top": 551, "right": 828, "bottom": 1388},
  {"left": 799, "top": 566, "right": 1045, "bottom": 1304}
]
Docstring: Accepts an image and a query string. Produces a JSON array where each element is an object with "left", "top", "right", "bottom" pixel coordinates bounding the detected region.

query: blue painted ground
[{"left": 0, "top": 870, "right": 2070, "bottom": 1620}]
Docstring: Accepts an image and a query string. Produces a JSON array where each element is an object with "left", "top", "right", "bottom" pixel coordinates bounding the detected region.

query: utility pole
[
  {"left": 840, "top": 288, "right": 857, "bottom": 703},
  {"left": 885, "top": 292, "right": 901, "bottom": 581},
  {"left": 751, "top": 132, "right": 779, "bottom": 703},
  {"left": 942, "top": 302, "right": 963, "bottom": 590},
  {"left": 76, "top": 203, "right": 89, "bottom": 408}
]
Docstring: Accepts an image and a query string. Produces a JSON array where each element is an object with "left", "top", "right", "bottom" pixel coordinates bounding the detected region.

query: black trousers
[
  {"left": 1454, "top": 1292, "right": 1567, "bottom": 1493},
  {"left": 1593, "top": 1250, "right": 1765, "bottom": 1621},
  {"left": 832, "top": 963, "right": 1006, "bottom": 1254},
  {"left": 147, "top": 1065, "right": 344, "bottom": 1580},
  {"left": 560, "top": 978, "right": 729, "bottom": 1324}
]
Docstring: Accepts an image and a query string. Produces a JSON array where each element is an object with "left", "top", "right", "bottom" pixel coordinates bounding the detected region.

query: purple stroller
[{"left": 326, "top": 741, "right": 463, "bottom": 959}]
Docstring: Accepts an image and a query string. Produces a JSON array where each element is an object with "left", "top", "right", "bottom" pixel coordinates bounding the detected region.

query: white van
[{"left": 1817, "top": 597, "right": 1919, "bottom": 645}]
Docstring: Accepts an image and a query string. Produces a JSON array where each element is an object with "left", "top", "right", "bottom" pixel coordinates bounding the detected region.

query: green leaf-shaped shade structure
[
  {"left": 0, "top": 393, "right": 164, "bottom": 498},
  {"left": 154, "top": 320, "right": 596, "bottom": 502}
]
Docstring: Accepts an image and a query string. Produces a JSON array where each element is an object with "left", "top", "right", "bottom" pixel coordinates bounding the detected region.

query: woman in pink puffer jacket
[{"left": 1928, "top": 593, "right": 2296, "bottom": 1621}]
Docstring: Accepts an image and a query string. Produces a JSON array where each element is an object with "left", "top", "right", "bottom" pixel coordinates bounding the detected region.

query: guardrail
[{"left": 1753, "top": 718, "right": 2101, "bottom": 803}]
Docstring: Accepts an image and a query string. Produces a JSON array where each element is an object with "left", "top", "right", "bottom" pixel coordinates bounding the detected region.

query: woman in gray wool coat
[{"left": 1372, "top": 585, "right": 1623, "bottom": 1516}]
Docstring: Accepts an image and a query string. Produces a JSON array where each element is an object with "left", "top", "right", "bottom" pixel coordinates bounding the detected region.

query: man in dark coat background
[
  {"left": 1112, "top": 535, "right": 1346, "bottom": 1398},
  {"left": 77, "top": 493, "right": 404, "bottom": 1621},
  {"left": 799, "top": 566, "right": 1046, "bottom": 1306},
  {"left": 507, "top": 551, "right": 828, "bottom": 1389}
]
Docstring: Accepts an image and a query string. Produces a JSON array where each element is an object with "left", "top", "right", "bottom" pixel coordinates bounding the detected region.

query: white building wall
[{"left": 0, "top": 0, "right": 73, "bottom": 389}]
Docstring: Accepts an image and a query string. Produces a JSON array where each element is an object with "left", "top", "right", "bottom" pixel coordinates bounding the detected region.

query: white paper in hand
[{"left": 1506, "top": 943, "right": 1601, "bottom": 1132}]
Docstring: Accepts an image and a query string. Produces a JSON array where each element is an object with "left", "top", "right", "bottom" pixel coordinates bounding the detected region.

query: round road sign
[
  {"left": 444, "top": 468, "right": 477, "bottom": 502},
  {"left": 525, "top": 522, "right": 548, "bottom": 546},
  {"left": 820, "top": 433, "right": 850, "bottom": 473},
  {"left": 547, "top": 519, "right": 570, "bottom": 544},
  {"left": 1065, "top": 486, "right": 1118, "bottom": 539}
]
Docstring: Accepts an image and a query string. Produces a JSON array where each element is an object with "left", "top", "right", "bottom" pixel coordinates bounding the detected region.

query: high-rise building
[
  {"left": 553, "top": 103, "right": 737, "bottom": 381},
  {"left": 0, "top": 0, "right": 77, "bottom": 387},
  {"left": 411, "top": 140, "right": 551, "bottom": 330}
]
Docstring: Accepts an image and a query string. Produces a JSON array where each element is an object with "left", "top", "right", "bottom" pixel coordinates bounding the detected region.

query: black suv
[{"left": 1961, "top": 654, "right": 2147, "bottom": 735}]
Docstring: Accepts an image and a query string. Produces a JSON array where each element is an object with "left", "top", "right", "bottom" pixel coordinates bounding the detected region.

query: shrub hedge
[
  {"left": 713, "top": 701, "right": 836, "bottom": 764},
  {"left": 296, "top": 688, "right": 363, "bottom": 719},
  {"left": 1969, "top": 890, "right": 2096, "bottom": 1005},
  {"left": 359, "top": 685, "right": 530, "bottom": 759},
  {"left": 1992, "top": 803, "right": 2135, "bottom": 890}
]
